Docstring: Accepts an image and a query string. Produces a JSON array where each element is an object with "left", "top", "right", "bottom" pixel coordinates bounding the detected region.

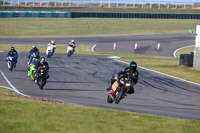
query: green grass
[
  {"left": 176, "top": 46, "right": 195, "bottom": 58},
  {"left": 0, "top": 87, "right": 200, "bottom": 133},
  {"left": 1, "top": 6, "right": 200, "bottom": 13},
  {"left": 0, "top": 18, "right": 199, "bottom": 37},
  {"left": 1, "top": 44, "right": 200, "bottom": 84}
]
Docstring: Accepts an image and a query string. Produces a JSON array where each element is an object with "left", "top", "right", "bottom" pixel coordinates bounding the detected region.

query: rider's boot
[{"left": 106, "top": 86, "right": 111, "bottom": 91}]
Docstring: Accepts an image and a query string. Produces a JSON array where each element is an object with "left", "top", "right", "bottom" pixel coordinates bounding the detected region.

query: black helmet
[
  {"left": 130, "top": 61, "right": 137, "bottom": 70},
  {"left": 10, "top": 46, "right": 15, "bottom": 51},
  {"left": 40, "top": 56, "right": 45, "bottom": 62}
]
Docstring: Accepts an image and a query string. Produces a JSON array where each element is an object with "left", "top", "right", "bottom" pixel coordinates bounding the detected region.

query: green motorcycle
[{"left": 29, "top": 64, "right": 36, "bottom": 81}]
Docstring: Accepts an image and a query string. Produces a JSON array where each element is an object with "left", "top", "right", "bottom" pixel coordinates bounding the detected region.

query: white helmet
[{"left": 51, "top": 40, "right": 55, "bottom": 44}]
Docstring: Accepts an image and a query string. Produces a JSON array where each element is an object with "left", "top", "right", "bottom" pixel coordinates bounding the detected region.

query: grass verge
[
  {"left": 0, "top": 18, "right": 199, "bottom": 37},
  {"left": 0, "top": 87, "right": 200, "bottom": 133},
  {"left": 176, "top": 45, "right": 195, "bottom": 58},
  {"left": 1, "top": 44, "right": 200, "bottom": 84}
]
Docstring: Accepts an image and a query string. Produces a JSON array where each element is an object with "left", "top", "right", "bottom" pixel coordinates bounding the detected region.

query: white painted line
[
  {"left": 107, "top": 56, "right": 121, "bottom": 59},
  {"left": 0, "top": 69, "right": 30, "bottom": 97},
  {"left": 91, "top": 44, "right": 96, "bottom": 52},
  {"left": 113, "top": 59, "right": 200, "bottom": 87},
  {"left": 173, "top": 45, "right": 194, "bottom": 58},
  {"left": 0, "top": 50, "right": 5, "bottom": 52},
  {"left": 0, "top": 85, "right": 13, "bottom": 90}
]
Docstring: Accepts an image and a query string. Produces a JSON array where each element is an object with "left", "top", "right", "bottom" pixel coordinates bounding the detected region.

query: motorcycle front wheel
[
  {"left": 7, "top": 61, "right": 13, "bottom": 71},
  {"left": 115, "top": 88, "right": 125, "bottom": 104}
]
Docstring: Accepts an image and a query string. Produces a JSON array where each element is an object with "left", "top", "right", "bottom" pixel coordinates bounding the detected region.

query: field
[
  {"left": 0, "top": 18, "right": 199, "bottom": 37},
  {"left": 1, "top": 7, "right": 200, "bottom": 13}
]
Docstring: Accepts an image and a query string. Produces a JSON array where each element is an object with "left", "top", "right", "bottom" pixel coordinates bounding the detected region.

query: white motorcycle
[
  {"left": 46, "top": 44, "right": 56, "bottom": 58},
  {"left": 67, "top": 45, "right": 74, "bottom": 57}
]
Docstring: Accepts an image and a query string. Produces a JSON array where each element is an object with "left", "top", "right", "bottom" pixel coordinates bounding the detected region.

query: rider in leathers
[
  {"left": 35, "top": 56, "right": 49, "bottom": 79},
  {"left": 7, "top": 47, "right": 18, "bottom": 67},
  {"left": 107, "top": 61, "right": 139, "bottom": 95},
  {"left": 68, "top": 40, "right": 76, "bottom": 52}
]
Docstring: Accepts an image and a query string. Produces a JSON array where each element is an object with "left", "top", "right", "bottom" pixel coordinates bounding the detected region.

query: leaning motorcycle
[
  {"left": 7, "top": 54, "right": 17, "bottom": 71},
  {"left": 107, "top": 74, "right": 132, "bottom": 104},
  {"left": 46, "top": 44, "right": 56, "bottom": 58},
  {"left": 67, "top": 45, "right": 74, "bottom": 57},
  {"left": 29, "top": 60, "right": 38, "bottom": 81},
  {"left": 36, "top": 67, "right": 47, "bottom": 89}
]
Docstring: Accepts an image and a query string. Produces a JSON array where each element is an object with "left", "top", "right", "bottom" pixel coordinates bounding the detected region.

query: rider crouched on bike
[
  {"left": 27, "top": 53, "right": 39, "bottom": 76},
  {"left": 48, "top": 40, "right": 56, "bottom": 46},
  {"left": 7, "top": 47, "right": 18, "bottom": 66},
  {"left": 107, "top": 61, "right": 139, "bottom": 96},
  {"left": 68, "top": 40, "right": 76, "bottom": 52},
  {"left": 28, "top": 45, "right": 39, "bottom": 59},
  {"left": 35, "top": 56, "right": 49, "bottom": 79}
]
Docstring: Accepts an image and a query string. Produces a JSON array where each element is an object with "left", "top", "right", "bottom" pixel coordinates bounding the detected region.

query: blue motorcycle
[{"left": 7, "top": 54, "right": 17, "bottom": 71}]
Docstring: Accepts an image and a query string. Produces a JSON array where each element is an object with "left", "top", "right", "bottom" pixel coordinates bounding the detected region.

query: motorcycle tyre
[
  {"left": 115, "top": 88, "right": 125, "bottom": 104},
  {"left": 8, "top": 61, "right": 13, "bottom": 71},
  {"left": 107, "top": 93, "right": 114, "bottom": 103}
]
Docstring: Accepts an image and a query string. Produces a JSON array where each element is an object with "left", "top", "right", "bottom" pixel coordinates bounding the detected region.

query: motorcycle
[
  {"left": 29, "top": 60, "right": 38, "bottom": 81},
  {"left": 67, "top": 45, "right": 74, "bottom": 57},
  {"left": 107, "top": 74, "right": 132, "bottom": 104},
  {"left": 7, "top": 54, "right": 17, "bottom": 71},
  {"left": 36, "top": 67, "right": 47, "bottom": 89},
  {"left": 46, "top": 44, "right": 56, "bottom": 58}
]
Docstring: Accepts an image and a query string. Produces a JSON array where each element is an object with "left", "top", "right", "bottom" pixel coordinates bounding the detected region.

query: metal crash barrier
[{"left": 0, "top": 11, "right": 71, "bottom": 18}]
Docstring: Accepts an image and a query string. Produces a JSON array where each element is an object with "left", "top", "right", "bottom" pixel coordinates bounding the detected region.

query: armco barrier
[
  {"left": 0, "top": 11, "right": 71, "bottom": 18},
  {"left": 1, "top": 11, "right": 199, "bottom": 19},
  {"left": 71, "top": 12, "right": 200, "bottom": 19}
]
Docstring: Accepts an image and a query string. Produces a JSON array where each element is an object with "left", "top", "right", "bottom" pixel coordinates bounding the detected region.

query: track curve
[
  {"left": 0, "top": 52, "right": 200, "bottom": 120},
  {"left": 0, "top": 33, "right": 200, "bottom": 120},
  {"left": 0, "top": 33, "right": 195, "bottom": 57}
]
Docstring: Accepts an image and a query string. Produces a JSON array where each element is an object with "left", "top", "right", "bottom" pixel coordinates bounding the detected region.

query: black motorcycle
[
  {"left": 36, "top": 67, "right": 47, "bottom": 89},
  {"left": 107, "top": 74, "right": 132, "bottom": 104}
]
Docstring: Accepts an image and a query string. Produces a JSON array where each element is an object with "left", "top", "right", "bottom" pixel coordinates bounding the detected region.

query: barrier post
[{"left": 193, "top": 23, "right": 200, "bottom": 71}]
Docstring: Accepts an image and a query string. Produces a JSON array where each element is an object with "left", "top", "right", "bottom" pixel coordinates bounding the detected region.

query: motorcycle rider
[
  {"left": 28, "top": 45, "right": 39, "bottom": 59},
  {"left": 48, "top": 40, "right": 56, "bottom": 46},
  {"left": 7, "top": 46, "right": 18, "bottom": 67},
  {"left": 47, "top": 40, "right": 56, "bottom": 54},
  {"left": 68, "top": 40, "right": 76, "bottom": 52},
  {"left": 35, "top": 56, "right": 49, "bottom": 79},
  {"left": 27, "top": 52, "right": 39, "bottom": 76},
  {"left": 107, "top": 61, "right": 139, "bottom": 97}
]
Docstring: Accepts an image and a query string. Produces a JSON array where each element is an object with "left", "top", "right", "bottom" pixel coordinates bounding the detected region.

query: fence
[{"left": 0, "top": 0, "right": 200, "bottom": 9}]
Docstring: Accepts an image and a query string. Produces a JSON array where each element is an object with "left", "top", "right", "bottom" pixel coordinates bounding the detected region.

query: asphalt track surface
[
  {"left": 1, "top": 33, "right": 200, "bottom": 120},
  {"left": 0, "top": 33, "right": 195, "bottom": 57}
]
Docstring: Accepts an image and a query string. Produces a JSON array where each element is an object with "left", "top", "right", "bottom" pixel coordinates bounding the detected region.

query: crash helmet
[
  {"left": 130, "top": 61, "right": 137, "bottom": 71},
  {"left": 40, "top": 56, "right": 45, "bottom": 63},
  {"left": 32, "top": 45, "right": 37, "bottom": 50},
  {"left": 10, "top": 46, "right": 15, "bottom": 51},
  {"left": 51, "top": 40, "right": 55, "bottom": 45}
]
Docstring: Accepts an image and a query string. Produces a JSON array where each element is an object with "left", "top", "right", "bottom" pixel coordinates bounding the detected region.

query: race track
[
  {"left": 1, "top": 33, "right": 200, "bottom": 120},
  {"left": 0, "top": 33, "right": 195, "bottom": 57}
]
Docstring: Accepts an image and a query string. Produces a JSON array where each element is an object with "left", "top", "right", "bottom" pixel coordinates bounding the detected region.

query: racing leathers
[
  {"left": 7, "top": 50, "right": 18, "bottom": 62},
  {"left": 109, "top": 67, "right": 139, "bottom": 94},
  {"left": 35, "top": 61, "right": 49, "bottom": 79},
  {"left": 68, "top": 41, "right": 76, "bottom": 52}
]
